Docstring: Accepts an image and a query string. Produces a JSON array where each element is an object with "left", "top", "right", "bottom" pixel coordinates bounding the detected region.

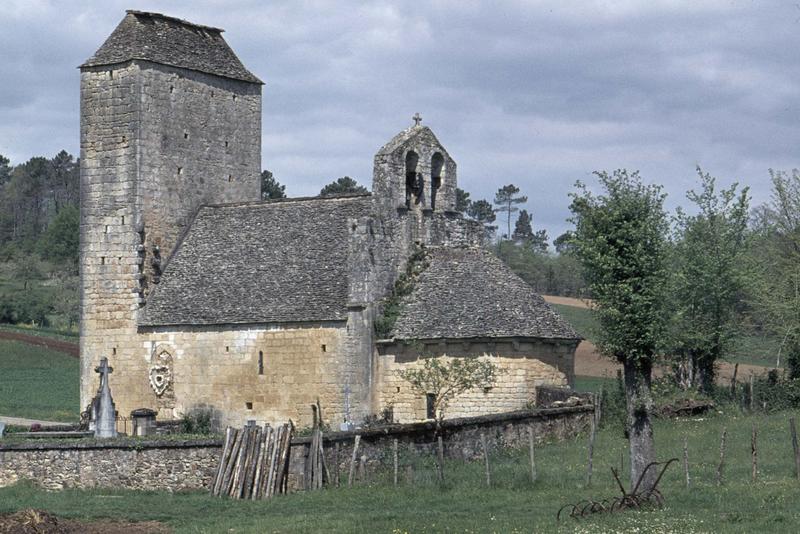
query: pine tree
[{"left": 494, "top": 184, "right": 527, "bottom": 240}]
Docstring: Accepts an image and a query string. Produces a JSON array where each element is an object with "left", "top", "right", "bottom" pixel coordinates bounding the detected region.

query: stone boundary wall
[{"left": 0, "top": 406, "right": 592, "bottom": 492}]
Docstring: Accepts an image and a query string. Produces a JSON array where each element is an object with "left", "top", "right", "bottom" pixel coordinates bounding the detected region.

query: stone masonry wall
[
  {"left": 0, "top": 406, "right": 591, "bottom": 492},
  {"left": 80, "top": 60, "right": 261, "bottom": 416},
  {"left": 105, "top": 324, "right": 352, "bottom": 430},
  {"left": 375, "top": 340, "right": 578, "bottom": 423}
]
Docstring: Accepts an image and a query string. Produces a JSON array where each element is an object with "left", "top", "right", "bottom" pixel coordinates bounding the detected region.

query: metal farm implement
[{"left": 557, "top": 458, "right": 678, "bottom": 520}]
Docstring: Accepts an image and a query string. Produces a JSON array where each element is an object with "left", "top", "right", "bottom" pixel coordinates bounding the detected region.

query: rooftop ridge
[
  {"left": 126, "top": 10, "right": 224, "bottom": 33},
  {"left": 200, "top": 193, "right": 373, "bottom": 210}
]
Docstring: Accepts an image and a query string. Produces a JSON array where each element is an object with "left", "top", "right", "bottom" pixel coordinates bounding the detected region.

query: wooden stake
[
  {"left": 348, "top": 435, "right": 361, "bottom": 487},
  {"left": 528, "top": 425, "right": 537, "bottom": 483},
  {"left": 683, "top": 436, "right": 690, "bottom": 488},
  {"left": 211, "top": 427, "right": 233, "bottom": 496},
  {"left": 334, "top": 441, "right": 341, "bottom": 487},
  {"left": 480, "top": 432, "right": 491, "bottom": 488},
  {"left": 751, "top": 423, "right": 758, "bottom": 482},
  {"left": 791, "top": 418, "right": 800, "bottom": 479},
  {"left": 585, "top": 408, "right": 597, "bottom": 487},
  {"left": 749, "top": 374, "right": 755, "bottom": 411},
  {"left": 437, "top": 435, "right": 446, "bottom": 484},
  {"left": 393, "top": 438, "right": 399, "bottom": 486},
  {"left": 716, "top": 427, "right": 727, "bottom": 486},
  {"left": 730, "top": 363, "right": 739, "bottom": 399}
]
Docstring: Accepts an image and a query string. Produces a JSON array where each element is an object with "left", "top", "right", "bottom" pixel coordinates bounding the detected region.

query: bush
[{"left": 179, "top": 406, "right": 217, "bottom": 435}]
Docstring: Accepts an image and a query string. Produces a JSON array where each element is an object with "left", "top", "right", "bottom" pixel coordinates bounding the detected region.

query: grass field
[
  {"left": 2, "top": 410, "right": 800, "bottom": 532},
  {"left": 0, "top": 339, "right": 79, "bottom": 422},
  {"left": 551, "top": 303, "right": 781, "bottom": 368}
]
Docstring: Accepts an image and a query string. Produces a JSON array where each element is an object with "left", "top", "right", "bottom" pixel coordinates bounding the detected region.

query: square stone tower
[{"left": 79, "top": 11, "right": 262, "bottom": 411}]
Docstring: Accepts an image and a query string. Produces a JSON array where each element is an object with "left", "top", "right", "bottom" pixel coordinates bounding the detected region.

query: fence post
[
  {"left": 751, "top": 423, "right": 758, "bottom": 482},
  {"left": 347, "top": 435, "right": 361, "bottom": 487},
  {"left": 393, "top": 438, "right": 399, "bottom": 487},
  {"left": 716, "top": 427, "right": 727, "bottom": 486},
  {"left": 480, "top": 432, "right": 491, "bottom": 488},
  {"left": 791, "top": 418, "right": 800, "bottom": 480},
  {"left": 585, "top": 403, "right": 598, "bottom": 487},
  {"left": 683, "top": 436, "right": 690, "bottom": 488},
  {"left": 528, "top": 425, "right": 537, "bottom": 483}
]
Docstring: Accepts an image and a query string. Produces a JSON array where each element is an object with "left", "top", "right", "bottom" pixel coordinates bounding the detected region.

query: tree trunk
[
  {"left": 623, "top": 358, "right": 657, "bottom": 492},
  {"left": 693, "top": 351, "right": 715, "bottom": 395}
]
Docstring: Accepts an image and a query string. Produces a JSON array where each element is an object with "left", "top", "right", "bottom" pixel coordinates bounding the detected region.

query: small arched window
[
  {"left": 405, "top": 151, "right": 421, "bottom": 207},
  {"left": 431, "top": 153, "right": 444, "bottom": 210}
]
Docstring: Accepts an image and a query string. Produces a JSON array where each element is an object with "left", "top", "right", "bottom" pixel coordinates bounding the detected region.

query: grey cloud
[{"left": 1, "top": 0, "right": 797, "bottom": 240}]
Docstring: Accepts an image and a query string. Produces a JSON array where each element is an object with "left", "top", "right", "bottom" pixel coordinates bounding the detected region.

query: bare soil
[
  {"left": 0, "top": 331, "right": 78, "bottom": 358},
  {"left": 0, "top": 509, "right": 170, "bottom": 534},
  {"left": 541, "top": 295, "right": 594, "bottom": 309}
]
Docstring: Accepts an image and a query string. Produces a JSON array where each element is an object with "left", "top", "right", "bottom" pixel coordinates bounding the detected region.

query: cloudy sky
[{"left": 2, "top": 1, "right": 798, "bottom": 238}]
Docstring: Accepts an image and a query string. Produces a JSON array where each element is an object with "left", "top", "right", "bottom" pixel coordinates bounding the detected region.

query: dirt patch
[
  {"left": 574, "top": 340, "right": 773, "bottom": 383},
  {"left": 0, "top": 509, "right": 170, "bottom": 534},
  {"left": 542, "top": 295, "right": 594, "bottom": 309},
  {"left": 0, "top": 331, "right": 78, "bottom": 358}
]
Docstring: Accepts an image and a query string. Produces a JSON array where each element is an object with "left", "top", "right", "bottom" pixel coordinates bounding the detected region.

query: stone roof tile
[
  {"left": 389, "top": 247, "right": 581, "bottom": 341},
  {"left": 81, "top": 10, "right": 261, "bottom": 84},
  {"left": 139, "top": 195, "right": 373, "bottom": 327}
]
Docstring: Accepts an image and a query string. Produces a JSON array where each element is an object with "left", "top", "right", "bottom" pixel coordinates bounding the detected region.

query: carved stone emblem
[
  {"left": 149, "top": 345, "right": 174, "bottom": 397},
  {"left": 149, "top": 364, "right": 172, "bottom": 396}
]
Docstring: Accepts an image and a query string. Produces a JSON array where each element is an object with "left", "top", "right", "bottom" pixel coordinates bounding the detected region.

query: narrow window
[
  {"left": 405, "top": 151, "right": 419, "bottom": 208},
  {"left": 225, "top": 140, "right": 229, "bottom": 148},
  {"left": 104, "top": 225, "right": 109, "bottom": 234},
  {"left": 169, "top": 85, "right": 174, "bottom": 93},
  {"left": 258, "top": 351, "right": 264, "bottom": 375},
  {"left": 426, "top": 393, "right": 436, "bottom": 419},
  {"left": 108, "top": 70, "right": 113, "bottom": 79},
  {"left": 228, "top": 174, "right": 233, "bottom": 182},
  {"left": 100, "top": 257, "right": 105, "bottom": 265},
  {"left": 121, "top": 135, "right": 126, "bottom": 143},
  {"left": 245, "top": 401, "right": 253, "bottom": 410},
  {"left": 431, "top": 152, "right": 444, "bottom": 210},
  {"left": 225, "top": 346, "right": 229, "bottom": 352},
  {"left": 396, "top": 386, "right": 401, "bottom": 393},
  {"left": 232, "top": 94, "right": 237, "bottom": 101},
  {"left": 112, "top": 347, "right": 117, "bottom": 356},
  {"left": 177, "top": 167, "right": 183, "bottom": 175},
  {"left": 184, "top": 132, "right": 189, "bottom": 139},
  {"left": 321, "top": 344, "right": 327, "bottom": 353},
  {"left": 121, "top": 216, "right": 125, "bottom": 225}
]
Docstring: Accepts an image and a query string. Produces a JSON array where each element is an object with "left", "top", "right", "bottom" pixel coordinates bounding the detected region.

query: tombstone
[
  {"left": 131, "top": 408, "right": 157, "bottom": 437},
  {"left": 94, "top": 357, "right": 118, "bottom": 438}
]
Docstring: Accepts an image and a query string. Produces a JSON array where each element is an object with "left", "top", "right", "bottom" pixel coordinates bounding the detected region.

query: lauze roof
[
  {"left": 81, "top": 10, "right": 262, "bottom": 84},
  {"left": 389, "top": 247, "right": 581, "bottom": 341},
  {"left": 140, "top": 196, "right": 373, "bottom": 327}
]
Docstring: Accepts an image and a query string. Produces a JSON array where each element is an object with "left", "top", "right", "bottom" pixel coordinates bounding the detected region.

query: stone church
[{"left": 79, "top": 10, "right": 580, "bottom": 429}]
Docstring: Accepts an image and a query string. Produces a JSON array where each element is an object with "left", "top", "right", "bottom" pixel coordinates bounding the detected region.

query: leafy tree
[
  {"left": 749, "top": 169, "right": 800, "bottom": 376},
  {"left": 569, "top": 169, "right": 669, "bottom": 491},
  {"left": 512, "top": 209, "right": 534, "bottom": 242},
  {"left": 494, "top": 184, "right": 528, "bottom": 240},
  {"left": 466, "top": 199, "right": 497, "bottom": 239},
  {"left": 398, "top": 357, "right": 499, "bottom": 427},
  {"left": 38, "top": 205, "right": 79, "bottom": 269},
  {"left": 495, "top": 240, "right": 585, "bottom": 296},
  {"left": 512, "top": 210, "right": 548, "bottom": 253},
  {"left": 319, "top": 176, "right": 369, "bottom": 197},
  {"left": 260, "top": 170, "right": 286, "bottom": 200},
  {"left": 0, "top": 154, "right": 10, "bottom": 187},
  {"left": 669, "top": 169, "right": 750, "bottom": 393},
  {"left": 455, "top": 187, "right": 471, "bottom": 213},
  {"left": 553, "top": 231, "right": 575, "bottom": 254}
]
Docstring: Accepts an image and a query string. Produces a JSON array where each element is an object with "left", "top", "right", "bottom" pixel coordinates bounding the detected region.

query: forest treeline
[{"left": 0, "top": 151, "right": 79, "bottom": 328}]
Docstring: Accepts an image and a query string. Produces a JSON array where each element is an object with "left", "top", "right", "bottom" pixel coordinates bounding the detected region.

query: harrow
[{"left": 557, "top": 458, "right": 678, "bottom": 520}]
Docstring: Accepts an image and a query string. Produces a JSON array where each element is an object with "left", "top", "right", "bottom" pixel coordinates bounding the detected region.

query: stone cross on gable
[{"left": 412, "top": 112, "right": 422, "bottom": 126}]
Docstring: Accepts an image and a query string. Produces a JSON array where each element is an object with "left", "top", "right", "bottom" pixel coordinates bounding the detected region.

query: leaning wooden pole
[
  {"left": 585, "top": 406, "right": 598, "bottom": 487},
  {"left": 393, "top": 438, "right": 399, "bottom": 487}
]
